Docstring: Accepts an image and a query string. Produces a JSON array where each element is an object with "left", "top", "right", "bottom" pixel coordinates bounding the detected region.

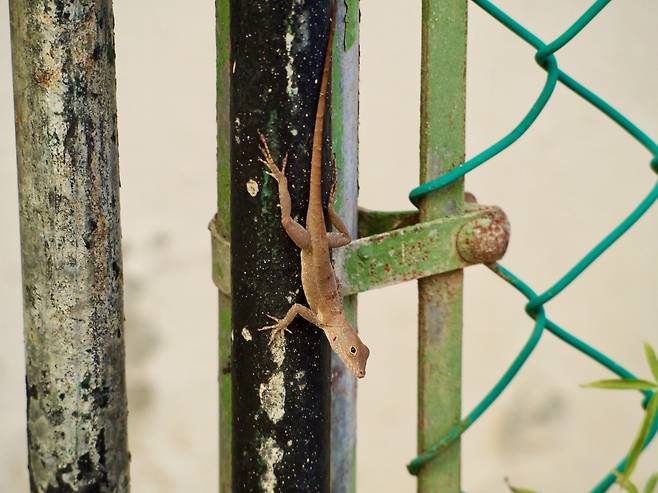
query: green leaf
[
  {"left": 582, "top": 379, "right": 657, "bottom": 391},
  {"left": 505, "top": 478, "right": 540, "bottom": 493},
  {"left": 616, "top": 473, "right": 640, "bottom": 493},
  {"left": 507, "top": 486, "right": 539, "bottom": 493},
  {"left": 618, "top": 479, "right": 640, "bottom": 493},
  {"left": 644, "top": 473, "right": 658, "bottom": 493},
  {"left": 620, "top": 393, "right": 658, "bottom": 483},
  {"left": 644, "top": 343, "right": 658, "bottom": 384},
  {"left": 624, "top": 482, "right": 641, "bottom": 493}
]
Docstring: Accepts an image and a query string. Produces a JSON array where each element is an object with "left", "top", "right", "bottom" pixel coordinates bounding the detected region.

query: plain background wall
[{"left": 1, "top": 1, "right": 657, "bottom": 491}]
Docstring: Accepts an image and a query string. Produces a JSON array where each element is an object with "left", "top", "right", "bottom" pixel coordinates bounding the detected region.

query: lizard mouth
[
  {"left": 346, "top": 357, "right": 366, "bottom": 379},
  {"left": 337, "top": 353, "right": 365, "bottom": 379}
]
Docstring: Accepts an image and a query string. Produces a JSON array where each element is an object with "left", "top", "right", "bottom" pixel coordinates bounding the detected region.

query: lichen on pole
[{"left": 9, "top": 1, "right": 130, "bottom": 491}]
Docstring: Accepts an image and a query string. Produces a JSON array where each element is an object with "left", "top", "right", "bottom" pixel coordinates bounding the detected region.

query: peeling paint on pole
[
  {"left": 9, "top": 0, "right": 130, "bottom": 491},
  {"left": 417, "top": 1, "right": 467, "bottom": 492},
  {"left": 230, "top": 2, "right": 332, "bottom": 491}
]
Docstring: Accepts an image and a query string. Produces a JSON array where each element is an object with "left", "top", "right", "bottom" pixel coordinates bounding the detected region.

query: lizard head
[{"left": 327, "top": 323, "right": 370, "bottom": 379}]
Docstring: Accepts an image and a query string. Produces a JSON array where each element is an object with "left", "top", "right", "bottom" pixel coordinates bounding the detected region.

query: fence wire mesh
[{"left": 406, "top": 1, "right": 658, "bottom": 491}]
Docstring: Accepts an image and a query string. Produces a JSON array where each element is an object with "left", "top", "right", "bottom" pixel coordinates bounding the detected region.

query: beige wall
[{"left": 1, "top": 1, "right": 657, "bottom": 491}]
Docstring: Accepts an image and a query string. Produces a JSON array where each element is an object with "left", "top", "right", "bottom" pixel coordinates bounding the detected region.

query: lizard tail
[{"left": 308, "top": 2, "right": 336, "bottom": 216}]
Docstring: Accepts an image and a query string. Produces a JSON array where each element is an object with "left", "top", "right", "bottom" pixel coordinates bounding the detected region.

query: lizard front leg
[
  {"left": 258, "top": 131, "right": 311, "bottom": 250},
  {"left": 259, "top": 303, "right": 321, "bottom": 343},
  {"left": 326, "top": 162, "right": 352, "bottom": 248}
]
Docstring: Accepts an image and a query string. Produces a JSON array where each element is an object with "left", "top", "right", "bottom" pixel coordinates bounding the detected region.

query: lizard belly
[
  {"left": 300, "top": 250, "right": 322, "bottom": 313},
  {"left": 300, "top": 248, "right": 341, "bottom": 323}
]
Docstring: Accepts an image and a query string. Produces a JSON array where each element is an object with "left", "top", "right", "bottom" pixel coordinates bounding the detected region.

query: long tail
[{"left": 308, "top": 2, "right": 336, "bottom": 226}]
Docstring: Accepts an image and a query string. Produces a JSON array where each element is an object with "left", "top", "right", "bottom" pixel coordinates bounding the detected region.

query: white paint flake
[
  {"left": 270, "top": 332, "right": 286, "bottom": 367},
  {"left": 259, "top": 437, "right": 283, "bottom": 493},
  {"left": 285, "top": 289, "right": 299, "bottom": 304},
  {"left": 246, "top": 179, "right": 259, "bottom": 197},
  {"left": 259, "top": 372, "right": 285, "bottom": 424},
  {"left": 294, "top": 370, "right": 306, "bottom": 391},
  {"left": 284, "top": 31, "right": 299, "bottom": 98}
]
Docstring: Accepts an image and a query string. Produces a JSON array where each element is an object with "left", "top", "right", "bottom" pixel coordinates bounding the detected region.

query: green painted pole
[
  {"left": 417, "top": 1, "right": 467, "bottom": 492},
  {"left": 215, "top": 0, "right": 231, "bottom": 491}
]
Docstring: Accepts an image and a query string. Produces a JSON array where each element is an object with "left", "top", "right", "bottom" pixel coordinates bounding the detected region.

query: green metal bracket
[{"left": 209, "top": 200, "right": 510, "bottom": 296}]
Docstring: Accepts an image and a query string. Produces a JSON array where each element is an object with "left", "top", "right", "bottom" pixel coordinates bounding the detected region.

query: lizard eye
[{"left": 350, "top": 346, "right": 357, "bottom": 355}]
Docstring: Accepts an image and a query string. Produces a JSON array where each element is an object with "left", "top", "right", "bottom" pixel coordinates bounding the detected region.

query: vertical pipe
[
  {"left": 215, "top": 0, "right": 232, "bottom": 491},
  {"left": 417, "top": 1, "right": 467, "bottom": 492},
  {"left": 229, "top": 2, "right": 333, "bottom": 491},
  {"left": 8, "top": 1, "right": 130, "bottom": 492},
  {"left": 330, "top": 2, "right": 360, "bottom": 492}
]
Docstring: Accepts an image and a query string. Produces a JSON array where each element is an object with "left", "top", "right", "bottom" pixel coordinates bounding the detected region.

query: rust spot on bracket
[{"left": 456, "top": 205, "right": 510, "bottom": 264}]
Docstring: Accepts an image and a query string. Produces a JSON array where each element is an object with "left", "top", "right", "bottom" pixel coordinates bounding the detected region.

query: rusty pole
[
  {"left": 417, "top": 1, "right": 467, "bottom": 492},
  {"left": 9, "top": 1, "right": 130, "bottom": 491}
]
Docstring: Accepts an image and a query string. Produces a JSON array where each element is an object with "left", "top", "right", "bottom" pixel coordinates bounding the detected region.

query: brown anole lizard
[{"left": 257, "top": 5, "right": 370, "bottom": 379}]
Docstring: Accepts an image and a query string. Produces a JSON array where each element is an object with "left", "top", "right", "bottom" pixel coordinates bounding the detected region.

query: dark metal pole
[
  {"left": 230, "top": 1, "right": 333, "bottom": 491},
  {"left": 8, "top": 1, "right": 130, "bottom": 492}
]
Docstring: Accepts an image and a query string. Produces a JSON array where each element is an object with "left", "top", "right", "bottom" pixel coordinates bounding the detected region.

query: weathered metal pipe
[
  {"left": 9, "top": 1, "right": 130, "bottom": 491},
  {"left": 328, "top": 1, "right": 360, "bottom": 490},
  {"left": 228, "top": 2, "right": 334, "bottom": 491},
  {"left": 417, "top": 1, "right": 468, "bottom": 491}
]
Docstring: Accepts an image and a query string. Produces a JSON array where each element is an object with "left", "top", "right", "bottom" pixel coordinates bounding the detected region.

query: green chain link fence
[{"left": 406, "top": 1, "right": 658, "bottom": 491}]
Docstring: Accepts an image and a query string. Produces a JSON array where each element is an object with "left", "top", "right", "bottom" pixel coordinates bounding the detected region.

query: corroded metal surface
[
  {"left": 456, "top": 205, "right": 510, "bottom": 265},
  {"left": 209, "top": 216, "right": 231, "bottom": 301},
  {"left": 212, "top": 204, "right": 509, "bottom": 297},
  {"left": 9, "top": 1, "right": 130, "bottom": 491},
  {"left": 417, "top": 1, "right": 468, "bottom": 492},
  {"left": 357, "top": 208, "right": 419, "bottom": 237},
  {"left": 337, "top": 206, "right": 507, "bottom": 296}
]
